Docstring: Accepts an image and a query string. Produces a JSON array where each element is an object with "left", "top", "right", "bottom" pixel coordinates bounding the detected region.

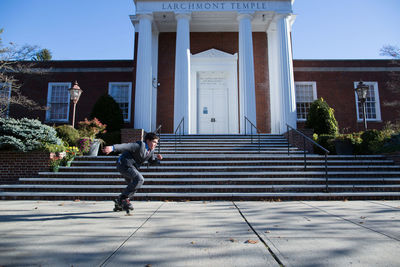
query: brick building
[{"left": 2, "top": 0, "right": 400, "bottom": 134}]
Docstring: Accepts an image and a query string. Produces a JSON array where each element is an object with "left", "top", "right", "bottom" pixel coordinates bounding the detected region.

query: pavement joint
[
  {"left": 300, "top": 201, "right": 400, "bottom": 242},
  {"left": 99, "top": 202, "right": 164, "bottom": 267},
  {"left": 232, "top": 201, "right": 285, "bottom": 267}
]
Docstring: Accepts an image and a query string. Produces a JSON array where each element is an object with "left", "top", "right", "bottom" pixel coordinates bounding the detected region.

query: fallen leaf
[
  {"left": 245, "top": 240, "right": 258, "bottom": 244},
  {"left": 190, "top": 241, "right": 195, "bottom": 245},
  {"left": 145, "top": 264, "right": 152, "bottom": 267},
  {"left": 74, "top": 199, "right": 80, "bottom": 202},
  {"left": 34, "top": 207, "right": 38, "bottom": 210},
  {"left": 359, "top": 222, "right": 364, "bottom": 224},
  {"left": 360, "top": 216, "right": 366, "bottom": 219},
  {"left": 58, "top": 203, "right": 64, "bottom": 206},
  {"left": 229, "top": 238, "right": 237, "bottom": 243},
  {"left": 265, "top": 230, "right": 271, "bottom": 233}
]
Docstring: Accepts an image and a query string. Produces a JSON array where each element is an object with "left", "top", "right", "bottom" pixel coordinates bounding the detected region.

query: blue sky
[{"left": 0, "top": 0, "right": 399, "bottom": 60}]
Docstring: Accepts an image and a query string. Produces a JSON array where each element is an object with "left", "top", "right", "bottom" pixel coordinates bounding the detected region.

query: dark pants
[{"left": 117, "top": 162, "right": 144, "bottom": 200}]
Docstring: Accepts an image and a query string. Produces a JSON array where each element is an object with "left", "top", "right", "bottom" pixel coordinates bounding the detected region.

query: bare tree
[
  {"left": 380, "top": 45, "right": 400, "bottom": 109},
  {"left": 0, "top": 28, "right": 48, "bottom": 118}
]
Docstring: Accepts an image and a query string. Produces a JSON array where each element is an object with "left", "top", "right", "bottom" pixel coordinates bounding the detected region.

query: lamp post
[
  {"left": 68, "top": 81, "right": 83, "bottom": 128},
  {"left": 355, "top": 81, "right": 369, "bottom": 131}
]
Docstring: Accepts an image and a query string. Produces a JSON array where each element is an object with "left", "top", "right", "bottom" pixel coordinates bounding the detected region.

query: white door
[{"left": 197, "top": 71, "right": 229, "bottom": 134}]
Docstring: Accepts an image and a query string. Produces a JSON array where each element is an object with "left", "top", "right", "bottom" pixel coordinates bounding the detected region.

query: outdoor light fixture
[
  {"left": 68, "top": 81, "right": 83, "bottom": 128},
  {"left": 355, "top": 81, "right": 369, "bottom": 130}
]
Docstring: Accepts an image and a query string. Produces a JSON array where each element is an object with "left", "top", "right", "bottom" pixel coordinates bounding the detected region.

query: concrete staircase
[{"left": 1, "top": 134, "right": 400, "bottom": 200}]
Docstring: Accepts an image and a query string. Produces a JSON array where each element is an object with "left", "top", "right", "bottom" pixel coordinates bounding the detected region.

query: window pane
[
  {"left": 357, "top": 83, "right": 377, "bottom": 120},
  {"left": 49, "top": 84, "right": 69, "bottom": 121},
  {"left": 109, "top": 83, "right": 131, "bottom": 121},
  {"left": 295, "top": 83, "right": 314, "bottom": 120}
]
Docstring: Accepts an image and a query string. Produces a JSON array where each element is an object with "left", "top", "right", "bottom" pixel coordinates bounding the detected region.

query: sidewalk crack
[
  {"left": 232, "top": 201, "right": 285, "bottom": 267},
  {"left": 99, "top": 202, "right": 164, "bottom": 267},
  {"left": 301, "top": 201, "right": 400, "bottom": 242}
]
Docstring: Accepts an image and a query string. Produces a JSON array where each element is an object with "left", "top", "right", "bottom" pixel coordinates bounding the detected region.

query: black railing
[
  {"left": 286, "top": 124, "right": 330, "bottom": 192},
  {"left": 155, "top": 124, "right": 162, "bottom": 154},
  {"left": 174, "top": 117, "right": 184, "bottom": 152},
  {"left": 244, "top": 116, "right": 261, "bottom": 153}
]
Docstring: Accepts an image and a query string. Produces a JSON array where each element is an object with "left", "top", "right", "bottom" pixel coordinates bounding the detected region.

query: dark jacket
[{"left": 113, "top": 141, "right": 159, "bottom": 169}]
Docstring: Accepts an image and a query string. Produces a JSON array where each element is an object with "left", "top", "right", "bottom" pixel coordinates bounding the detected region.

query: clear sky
[{"left": 0, "top": 0, "right": 399, "bottom": 60}]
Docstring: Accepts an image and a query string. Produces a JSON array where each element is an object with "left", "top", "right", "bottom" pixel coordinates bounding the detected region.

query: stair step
[{"left": 2, "top": 133, "right": 399, "bottom": 201}]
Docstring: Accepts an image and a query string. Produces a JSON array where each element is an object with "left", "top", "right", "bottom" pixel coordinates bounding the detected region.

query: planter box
[{"left": 334, "top": 140, "right": 354, "bottom": 155}]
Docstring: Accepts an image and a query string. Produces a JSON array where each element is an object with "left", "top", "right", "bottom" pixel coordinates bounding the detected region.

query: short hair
[{"left": 144, "top": 132, "right": 159, "bottom": 142}]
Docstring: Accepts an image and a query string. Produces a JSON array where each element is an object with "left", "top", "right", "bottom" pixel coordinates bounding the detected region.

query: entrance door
[{"left": 197, "top": 71, "right": 229, "bottom": 134}]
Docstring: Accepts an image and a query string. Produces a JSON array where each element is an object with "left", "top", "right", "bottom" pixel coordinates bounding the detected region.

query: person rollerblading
[{"left": 103, "top": 132, "right": 163, "bottom": 215}]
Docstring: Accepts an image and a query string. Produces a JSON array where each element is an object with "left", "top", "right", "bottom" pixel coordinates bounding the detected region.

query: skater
[{"left": 102, "top": 132, "right": 163, "bottom": 213}]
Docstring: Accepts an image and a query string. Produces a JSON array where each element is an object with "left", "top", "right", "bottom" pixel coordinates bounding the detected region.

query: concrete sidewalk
[{"left": 0, "top": 201, "right": 399, "bottom": 267}]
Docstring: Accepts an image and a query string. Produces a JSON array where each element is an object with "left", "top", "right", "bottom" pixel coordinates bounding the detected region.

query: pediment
[{"left": 192, "top": 48, "right": 236, "bottom": 59}]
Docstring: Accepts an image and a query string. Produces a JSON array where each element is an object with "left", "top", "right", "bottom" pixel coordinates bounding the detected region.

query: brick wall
[
  {"left": 10, "top": 60, "right": 136, "bottom": 129},
  {"left": 0, "top": 151, "right": 50, "bottom": 184},
  {"left": 294, "top": 60, "right": 400, "bottom": 132},
  {"left": 121, "top": 128, "right": 144, "bottom": 143}
]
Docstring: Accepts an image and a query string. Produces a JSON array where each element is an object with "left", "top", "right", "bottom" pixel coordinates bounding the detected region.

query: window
[
  {"left": 0, "top": 83, "right": 12, "bottom": 118},
  {"left": 108, "top": 82, "right": 132, "bottom": 122},
  {"left": 295, "top": 82, "right": 317, "bottom": 121},
  {"left": 354, "top": 81, "right": 381, "bottom": 121},
  {"left": 46, "top": 82, "right": 71, "bottom": 122}
]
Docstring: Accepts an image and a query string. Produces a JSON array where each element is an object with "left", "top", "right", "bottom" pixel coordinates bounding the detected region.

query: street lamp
[
  {"left": 355, "top": 81, "right": 369, "bottom": 130},
  {"left": 68, "top": 81, "right": 83, "bottom": 128}
]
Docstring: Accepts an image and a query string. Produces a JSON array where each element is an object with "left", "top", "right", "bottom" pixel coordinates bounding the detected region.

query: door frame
[{"left": 190, "top": 48, "right": 239, "bottom": 134}]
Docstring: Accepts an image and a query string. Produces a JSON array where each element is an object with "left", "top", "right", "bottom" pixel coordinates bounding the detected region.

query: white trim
[
  {"left": 45, "top": 82, "right": 71, "bottom": 123},
  {"left": 354, "top": 81, "right": 381, "bottom": 122},
  {"left": 190, "top": 49, "right": 239, "bottom": 134},
  {"left": 108, "top": 82, "right": 133, "bottom": 123},
  {"left": 294, "top": 81, "right": 317, "bottom": 121},
  {"left": 0, "top": 83, "right": 12, "bottom": 118}
]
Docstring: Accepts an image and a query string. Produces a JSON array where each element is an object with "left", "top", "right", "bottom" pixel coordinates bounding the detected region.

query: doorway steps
[{"left": 1, "top": 134, "right": 400, "bottom": 201}]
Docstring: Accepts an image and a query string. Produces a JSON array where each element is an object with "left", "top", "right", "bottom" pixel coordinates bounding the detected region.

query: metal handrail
[
  {"left": 174, "top": 117, "right": 184, "bottom": 152},
  {"left": 286, "top": 124, "right": 330, "bottom": 192},
  {"left": 155, "top": 124, "right": 162, "bottom": 154},
  {"left": 244, "top": 116, "right": 261, "bottom": 153}
]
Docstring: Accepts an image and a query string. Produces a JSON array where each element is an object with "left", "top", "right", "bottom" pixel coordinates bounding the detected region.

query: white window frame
[
  {"left": 295, "top": 81, "right": 317, "bottom": 121},
  {"left": 108, "top": 82, "right": 132, "bottom": 123},
  {"left": 354, "top": 81, "right": 381, "bottom": 122},
  {"left": 0, "top": 83, "right": 12, "bottom": 118},
  {"left": 45, "top": 82, "right": 71, "bottom": 123}
]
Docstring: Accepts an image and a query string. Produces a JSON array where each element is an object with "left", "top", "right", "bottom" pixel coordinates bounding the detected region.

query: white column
[
  {"left": 267, "top": 20, "right": 282, "bottom": 134},
  {"left": 134, "top": 14, "right": 153, "bottom": 132},
  {"left": 277, "top": 14, "right": 296, "bottom": 131},
  {"left": 174, "top": 13, "right": 191, "bottom": 134},
  {"left": 237, "top": 13, "right": 257, "bottom": 134},
  {"left": 151, "top": 29, "right": 159, "bottom": 131},
  {"left": 267, "top": 14, "right": 296, "bottom": 133}
]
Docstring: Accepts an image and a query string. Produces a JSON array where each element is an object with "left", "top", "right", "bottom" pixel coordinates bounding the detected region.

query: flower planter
[
  {"left": 65, "top": 160, "right": 73, "bottom": 167},
  {"left": 85, "top": 139, "right": 101, "bottom": 156},
  {"left": 334, "top": 140, "right": 354, "bottom": 155},
  {"left": 51, "top": 165, "right": 60, "bottom": 172}
]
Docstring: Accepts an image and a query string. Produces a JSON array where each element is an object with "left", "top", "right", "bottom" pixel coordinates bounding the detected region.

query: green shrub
[
  {"left": 55, "top": 125, "right": 80, "bottom": 147},
  {"left": 380, "top": 133, "right": 400, "bottom": 153},
  {"left": 314, "top": 134, "right": 336, "bottom": 155},
  {"left": 360, "top": 130, "right": 385, "bottom": 154},
  {"left": 0, "top": 118, "right": 62, "bottom": 152},
  {"left": 90, "top": 94, "right": 124, "bottom": 132},
  {"left": 306, "top": 98, "right": 339, "bottom": 135},
  {"left": 98, "top": 130, "right": 121, "bottom": 147}
]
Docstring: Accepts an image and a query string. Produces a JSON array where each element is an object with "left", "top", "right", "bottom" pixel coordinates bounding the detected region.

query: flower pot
[
  {"left": 51, "top": 165, "right": 60, "bottom": 172},
  {"left": 65, "top": 160, "right": 73, "bottom": 167},
  {"left": 86, "top": 139, "right": 101, "bottom": 156},
  {"left": 334, "top": 140, "right": 354, "bottom": 155}
]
